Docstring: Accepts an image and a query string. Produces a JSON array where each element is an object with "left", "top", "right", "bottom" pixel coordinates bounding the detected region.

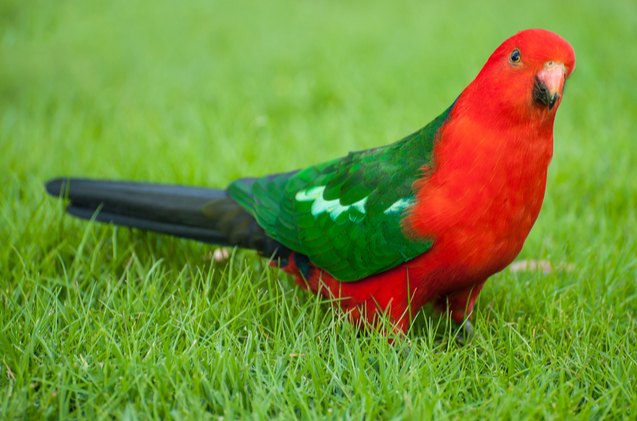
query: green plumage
[{"left": 228, "top": 106, "right": 452, "bottom": 281}]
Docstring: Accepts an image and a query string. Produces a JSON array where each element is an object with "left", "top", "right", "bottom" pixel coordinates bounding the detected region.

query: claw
[{"left": 455, "top": 320, "right": 475, "bottom": 345}]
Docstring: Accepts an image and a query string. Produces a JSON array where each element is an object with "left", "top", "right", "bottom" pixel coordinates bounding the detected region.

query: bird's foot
[{"left": 455, "top": 320, "right": 475, "bottom": 345}]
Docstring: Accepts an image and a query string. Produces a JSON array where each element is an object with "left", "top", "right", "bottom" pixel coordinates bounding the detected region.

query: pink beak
[{"left": 534, "top": 62, "right": 566, "bottom": 110}]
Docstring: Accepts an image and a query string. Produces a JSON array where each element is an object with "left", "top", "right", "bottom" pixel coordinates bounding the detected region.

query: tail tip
[{"left": 45, "top": 177, "right": 69, "bottom": 197}]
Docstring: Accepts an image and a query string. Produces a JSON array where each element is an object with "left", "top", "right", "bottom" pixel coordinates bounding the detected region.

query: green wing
[{"left": 228, "top": 106, "right": 451, "bottom": 281}]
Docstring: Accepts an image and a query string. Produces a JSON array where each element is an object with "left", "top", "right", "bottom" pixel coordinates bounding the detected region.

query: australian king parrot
[{"left": 46, "top": 29, "right": 576, "bottom": 334}]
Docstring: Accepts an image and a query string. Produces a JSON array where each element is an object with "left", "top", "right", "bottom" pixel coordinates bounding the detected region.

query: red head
[{"left": 459, "top": 29, "right": 576, "bottom": 126}]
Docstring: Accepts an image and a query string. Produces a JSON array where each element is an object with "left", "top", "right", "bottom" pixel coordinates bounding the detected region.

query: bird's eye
[{"left": 509, "top": 49, "right": 521, "bottom": 64}]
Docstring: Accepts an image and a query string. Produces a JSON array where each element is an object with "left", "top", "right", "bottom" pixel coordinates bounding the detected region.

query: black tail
[{"left": 45, "top": 178, "right": 288, "bottom": 257}]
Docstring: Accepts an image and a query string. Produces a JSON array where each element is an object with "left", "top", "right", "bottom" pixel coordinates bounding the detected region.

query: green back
[{"left": 228, "top": 106, "right": 452, "bottom": 281}]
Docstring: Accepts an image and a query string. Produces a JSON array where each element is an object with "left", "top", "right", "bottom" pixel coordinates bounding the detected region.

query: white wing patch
[
  {"left": 383, "top": 197, "right": 414, "bottom": 215},
  {"left": 295, "top": 186, "right": 367, "bottom": 221}
]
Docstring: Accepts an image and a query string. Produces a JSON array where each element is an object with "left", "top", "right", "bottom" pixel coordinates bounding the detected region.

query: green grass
[{"left": 2, "top": 0, "right": 637, "bottom": 418}]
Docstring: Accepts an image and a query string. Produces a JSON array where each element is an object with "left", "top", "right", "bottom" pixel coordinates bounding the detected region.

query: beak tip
[{"left": 548, "top": 93, "right": 560, "bottom": 110}]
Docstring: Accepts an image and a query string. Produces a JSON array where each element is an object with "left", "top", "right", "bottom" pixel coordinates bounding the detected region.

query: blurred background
[{"left": 1, "top": 0, "right": 636, "bottom": 259}]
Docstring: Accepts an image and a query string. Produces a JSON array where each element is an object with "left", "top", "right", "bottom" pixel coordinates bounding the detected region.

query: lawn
[{"left": 2, "top": 0, "right": 636, "bottom": 418}]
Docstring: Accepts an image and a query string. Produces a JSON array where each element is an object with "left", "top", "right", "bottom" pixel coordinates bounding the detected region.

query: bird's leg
[
  {"left": 435, "top": 281, "right": 485, "bottom": 342},
  {"left": 455, "top": 319, "right": 474, "bottom": 345}
]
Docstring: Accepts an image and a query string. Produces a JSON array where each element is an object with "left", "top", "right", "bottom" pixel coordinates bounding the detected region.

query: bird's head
[{"left": 461, "top": 29, "right": 576, "bottom": 125}]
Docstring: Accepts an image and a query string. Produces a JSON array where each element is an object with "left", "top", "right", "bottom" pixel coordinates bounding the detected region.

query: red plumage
[{"left": 284, "top": 29, "right": 576, "bottom": 333}]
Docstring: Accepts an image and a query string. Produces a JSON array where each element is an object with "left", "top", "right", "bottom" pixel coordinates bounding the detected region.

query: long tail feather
[{"left": 45, "top": 178, "right": 288, "bottom": 256}]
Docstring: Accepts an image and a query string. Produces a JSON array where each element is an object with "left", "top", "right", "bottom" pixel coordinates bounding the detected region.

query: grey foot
[{"left": 456, "top": 320, "right": 474, "bottom": 345}]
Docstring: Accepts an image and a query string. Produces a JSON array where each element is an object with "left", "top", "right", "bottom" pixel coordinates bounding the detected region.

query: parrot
[{"left": 46, "top": 29, "right": 576, "bottom": 335}]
